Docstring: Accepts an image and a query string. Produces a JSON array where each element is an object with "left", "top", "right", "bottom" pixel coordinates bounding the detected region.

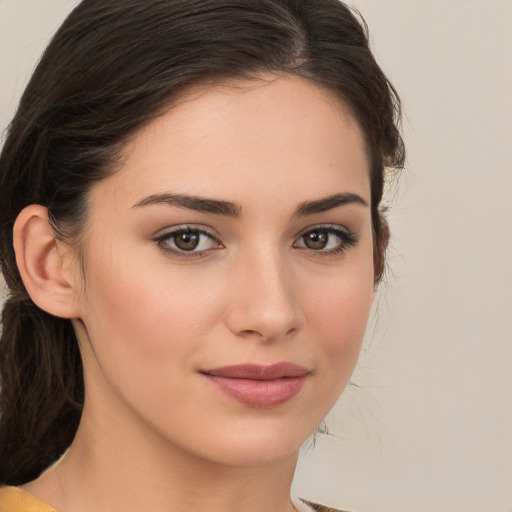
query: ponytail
[{"left": 0, "top": 294, "right": 83, "bottom": 485}]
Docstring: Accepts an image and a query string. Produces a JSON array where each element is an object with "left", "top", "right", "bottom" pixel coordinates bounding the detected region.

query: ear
[{"left": 13, "top": 205, "right": 82, "bottom": 318}]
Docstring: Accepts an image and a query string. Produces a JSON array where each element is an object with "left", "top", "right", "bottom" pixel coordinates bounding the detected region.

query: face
[{"left": 72, "top": 74, "right": 375, "bottom": 467}]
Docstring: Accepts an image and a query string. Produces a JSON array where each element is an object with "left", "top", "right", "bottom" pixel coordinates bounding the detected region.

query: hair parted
[{"left": 0, "top": 0, "right": 404, "bottom": 485}]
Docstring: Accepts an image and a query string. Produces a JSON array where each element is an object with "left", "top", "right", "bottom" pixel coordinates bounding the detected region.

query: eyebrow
[
  {"left": 132, "top": 191, "right": 368, "bottom": 217},
  {"left": 132, "top": 193, "right": 242, "bottom": 217},
  {"left": 295, "top": 193, "right": 368, "bottom": 216}
]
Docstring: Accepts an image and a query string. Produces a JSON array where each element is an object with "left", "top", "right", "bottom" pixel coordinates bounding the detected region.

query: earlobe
[{"left": 13, "top": 205, "right": 82, "bottom": 319}]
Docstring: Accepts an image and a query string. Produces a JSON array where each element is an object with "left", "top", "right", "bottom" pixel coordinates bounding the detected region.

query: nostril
[
  {"left": 223, "top": 273, "right": 303, "bottom": 341},
  {"left": 238, "top": 326, "right": 298, "bottom": 342},
  {"left": 240, "top": 329, "right": 260, "bottom": 337}
]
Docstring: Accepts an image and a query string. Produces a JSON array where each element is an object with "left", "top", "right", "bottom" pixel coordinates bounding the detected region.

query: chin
[
  {"left": 202, "top": 438, "right": 301, "bottom": 468},
  {"left": 179, "top": 416, "right": 318, "bottom": 468}
]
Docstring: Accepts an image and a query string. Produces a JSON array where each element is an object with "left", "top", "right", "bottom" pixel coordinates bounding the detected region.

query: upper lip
[{"left": 201, "top": 362, "right": 310, "bottom": 380}]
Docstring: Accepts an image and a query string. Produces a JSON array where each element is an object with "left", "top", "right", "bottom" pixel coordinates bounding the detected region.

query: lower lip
[{"left": 204, "top": 375, "right": 308, "bottom": 408}]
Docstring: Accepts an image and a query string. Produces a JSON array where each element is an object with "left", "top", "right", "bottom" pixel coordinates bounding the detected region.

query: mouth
[{"left": 200, "top": 362, "right": 310, "bottom": 408}]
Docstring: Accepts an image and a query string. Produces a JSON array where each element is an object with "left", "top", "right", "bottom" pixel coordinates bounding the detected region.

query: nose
[{"left": 224, "top": 249, "right": 304, "bottom": 342}]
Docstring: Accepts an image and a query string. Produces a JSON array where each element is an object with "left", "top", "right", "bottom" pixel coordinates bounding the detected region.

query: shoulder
[
  {"left": 298, "top": 498, "right": 351, "bottom": 512},
  {"left": 0, "top": 486, "right": 57, "bottom": 512}
]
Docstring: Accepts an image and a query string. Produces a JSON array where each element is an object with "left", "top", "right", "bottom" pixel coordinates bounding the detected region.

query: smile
[{"left": 201, "top": 363, "right": 310, "bottom": 408}]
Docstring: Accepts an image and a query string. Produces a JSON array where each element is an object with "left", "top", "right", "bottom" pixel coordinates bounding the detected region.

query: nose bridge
[{"left": 225, "top": 243, "right": 302, "bottom": 341}]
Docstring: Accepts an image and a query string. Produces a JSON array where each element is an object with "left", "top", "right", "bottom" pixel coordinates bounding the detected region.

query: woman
[{"left": 0, "top": 1, "right": 404, "bottom": 511}]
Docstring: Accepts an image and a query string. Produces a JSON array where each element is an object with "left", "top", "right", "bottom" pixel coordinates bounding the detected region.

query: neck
[{"left": 23, "top": 405, "right": 300, "bottom": 512}]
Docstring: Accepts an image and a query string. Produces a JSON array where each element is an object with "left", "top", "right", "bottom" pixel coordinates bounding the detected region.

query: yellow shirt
[
  {"left": 0, "top": 486, "right": 345, "bottom": 512},
  {"left": 0, "top": 487, "right": 56, "bottom": 512}
]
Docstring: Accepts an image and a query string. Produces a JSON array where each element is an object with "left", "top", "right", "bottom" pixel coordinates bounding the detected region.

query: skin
[{"left": 20, "top": 74, "right": 375, "bottom": 512}]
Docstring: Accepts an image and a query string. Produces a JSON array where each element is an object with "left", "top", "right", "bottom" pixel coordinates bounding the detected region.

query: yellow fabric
[{"left": 0, "top": 486, "right": 57, "bottom": 512}]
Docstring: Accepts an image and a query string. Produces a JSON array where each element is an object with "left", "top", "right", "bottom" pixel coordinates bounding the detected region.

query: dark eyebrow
[
  {"left": 295, "top": 193, "right": 368, "bottom": 217},
  {"left": 132, "top": 193, "right": 242, "bottom": 217}
]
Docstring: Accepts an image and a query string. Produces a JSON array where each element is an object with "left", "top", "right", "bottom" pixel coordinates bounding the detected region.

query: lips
[{"left": 201, "top": 362, "right": 310, "bottom": 408}]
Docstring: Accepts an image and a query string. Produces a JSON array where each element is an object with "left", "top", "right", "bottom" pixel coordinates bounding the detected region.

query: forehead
[{"left": 95, "top": 74, "right": 370, "bottom": 210}]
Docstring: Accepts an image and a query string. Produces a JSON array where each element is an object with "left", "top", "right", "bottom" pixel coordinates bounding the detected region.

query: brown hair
[{"left": 0, "top": 0, "right": 404, "bottom": 485}]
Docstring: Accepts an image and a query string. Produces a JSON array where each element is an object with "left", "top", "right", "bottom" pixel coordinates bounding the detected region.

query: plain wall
[{"left": 1, "top": 1, "right": 511, "bottom": 511}]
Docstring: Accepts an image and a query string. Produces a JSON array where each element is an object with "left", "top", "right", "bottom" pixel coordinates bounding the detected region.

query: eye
[
  {"left": 155, "top": 226, "right": 222, "bottom": 255},
  {"left": 293, "top": 226, "right": 357, "bottom": 254}
]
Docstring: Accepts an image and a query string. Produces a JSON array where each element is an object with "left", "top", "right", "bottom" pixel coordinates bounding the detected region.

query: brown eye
[
  {"left": 303, "top": 230, "right": 329, "bottom": 250},
  {"left": 174, "top": 231, "right": 200, "bottom": 251},
  {"left": 294, "top": 226, "right": 358, "bottom": 255},
  {"left": 156, "top": 227, "right": 220, "bottom": 255}
]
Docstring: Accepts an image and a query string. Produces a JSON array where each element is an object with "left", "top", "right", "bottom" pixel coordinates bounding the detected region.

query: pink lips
[{"left": 201, "top": 362, "right": 309, "bottom": 408}]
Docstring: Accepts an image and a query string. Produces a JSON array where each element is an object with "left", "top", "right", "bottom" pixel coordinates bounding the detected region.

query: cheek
[
  {"left": 79, "top": 242, "right": 221, "bottom": 364},
  {"left": 321, "top": 278, "right": 373, "bottom": 348},
  {"left": 76, "top": 248, "right": 227, "bottom": 423},
  {"left": 302, "top": 253, "right": 375, "bottom": 382}
]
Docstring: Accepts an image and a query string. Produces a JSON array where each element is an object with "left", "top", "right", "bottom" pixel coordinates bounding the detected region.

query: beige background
[{"left": 1, "top": 1, "right": 511, "bottom": 511}]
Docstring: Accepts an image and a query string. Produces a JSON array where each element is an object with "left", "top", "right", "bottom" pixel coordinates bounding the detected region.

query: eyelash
[
  {"left": 293, "top": 225, "right": 358, "bottom": 256},
  {"left": 154, "top": 226, "right": 221, "bottom": 258},
  {"left": 154, "top": 224, "right": 358, "bottom": 258}
]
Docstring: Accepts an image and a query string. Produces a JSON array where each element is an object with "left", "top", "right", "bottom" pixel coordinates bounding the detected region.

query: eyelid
[
  {"left": 153, "top": 224, "right": 223, "bottom": 257},
  {"left": 293, "top": 224, "right": 358, "bottom": 254},
  {"left": 294, "top": 223, "right": 355, "bottom": 239},
  {"left": 153, "top": 223, "right": 220, "bottom": 240}
]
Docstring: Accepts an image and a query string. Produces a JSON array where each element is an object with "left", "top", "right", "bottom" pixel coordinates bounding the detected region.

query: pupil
[
  {"left": 175, "top": 232, "right": 199, "bottom": 251},
  {"left": 305, "top": 231, "right": 328, "bottom": 250}
]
